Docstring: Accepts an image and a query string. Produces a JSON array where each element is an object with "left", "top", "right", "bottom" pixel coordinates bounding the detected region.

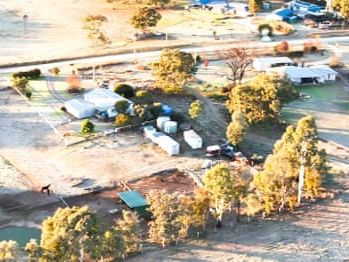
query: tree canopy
[
  {"left": 131, "top": 7, "right": 161, "bottom": 32},
  {"left": 40, "top": 206, "right": 101, "bottom": 261},
  {"left": 253, "top": 115, "right": 327, "bottom": 214},
  {"left": 152, "top": 48, "right": 196, "bottom": 93},
  {"left": 227, "top": 73, "right": 298, "bottom": 125},
  {"left": 221, "top": 48, "right": 252, "bottom": 88},
  {"left": 82, "top": 15, "right": 110, "bottom": 46},
  {"left": 203, "top": 164, "right": 235, "bottom": 226}
]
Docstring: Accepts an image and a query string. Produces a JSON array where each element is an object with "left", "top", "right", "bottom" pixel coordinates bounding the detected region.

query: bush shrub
[
  {"left": 60, "top": 106, "right": 67, "bottom": 112},
  {"left": 115, "top": 100, "right": 129, "bottom": 114},
  {"left": 67, "top": 86, "right": 83, "bottom": 94},
  {"left": 274, "top": 41, "right": 289, "bottom": 54},
  {"left": 80, "top": 119, "right": 94, "bottom": 134},
  {"left": 11, "top": 77, "right": 29, "bottom": 92},
  {"left": 114, "top": 84, "right": 134, "bottom": 98},
  {"left": 171, "top": 111, "right": 185, "bottom": 123},
  {"left": 12, "top": 69, "right": 41, "bottom": 79},
  {"left": 258, "top": 23, "right": 273, "bottom": 36},
  {"left": 25, "top": 88, "right": 32, "bottom": 99},
  {"left": 115, "top": 113, "right": 130, "bottom": 127},
  {"left": 50, "top": 67, "right": 60, "bottom": 76},
  {"left": 134, "top": 104, "right": 146, "bottom": 119},
  {"left": 148, "top": 102, "right": 163, "bottom": 118},
  {"left": 135, "top": 90, "right": 149, "bottom": 98}
]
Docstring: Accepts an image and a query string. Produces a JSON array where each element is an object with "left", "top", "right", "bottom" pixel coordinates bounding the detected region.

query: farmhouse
[
  {"left": 84, "top": 88, "right": 133, "bottom": 112},
  {"left": 64, "top": 99, "right": 96, "bottom": 119},
  {"left": 267, "top": 66, "right": 323, "bottom": 85},
  {"left": 309, "top": 65, "right": 337, "bottom": 82}
]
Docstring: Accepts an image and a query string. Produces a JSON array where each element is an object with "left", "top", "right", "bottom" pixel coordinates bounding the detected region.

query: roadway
[{"left": 1, "top": 36, "right": 349, "bottom": 74}]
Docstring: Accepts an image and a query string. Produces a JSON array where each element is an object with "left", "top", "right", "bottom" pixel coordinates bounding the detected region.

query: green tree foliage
[
  {"left": 333, "top": 0, "right": 349, "bottom": 18},
  {"left": 131, "top": 7, "right": 161, "bottom": 32},
  {"left": 258, "top": 23, "right": 273, "bottom": 36},
  {"left": 25, "top": 239, "right": 42, "bottom": 262},
  {"left": 188, "top": 100, "right": 203, "bottom": 119},
  {"left": 114, "top": 84, "right": 134, "bottom": 98},
  {"left": 148, "top": 0, "right": 170, "bottom": 8},
  {"left": 80, "top": 119, "right": 95, "bottom": 134},
  {"left": 115, "top": 100, "right": 130, "bottom": 114},
  {"left": 203, "top": 164, "right": 235, "bottom": 226},
  {"left": 11, "top": 77, "right": 29, "bottom": 92},
  {"left": 40, "top": 206, "right": 101, "bottom": 261},
  {"left": 82, "top": 15, "right": 110, "bottom": 46},
  {"left": 231, "top": 170, "right": 249, "bottom": 222},
  {"left": 101, "top": 229, "right": 125, "bottom": 260},
  {"left": 227, "top": 73, "right": 280, "bottom": 124},
  {"left": 249, "top": 0, "right": 262, "bottom": 14},
  {"left": 226, "top": 111, "right": 248, "bottom": 146},
  {"left": 147, "top": 190, "right": 180, "bottom": 247},
  {"left": 253, "top": 115, "right": 327, "bottom": 214},
  {"left": 12, "top": 69, "right": 41, "bottom": 79},
  {"left": 116, "top": 211, "right": 142, "bottom": 255},
  {"left": 0, "top": 240, "right": 19, "bottom": 261},
  {"left": 152, "top": 48, "right": 196, "bottom": 94},
  {"left": 244, "top": 193, "right": 262, "bottom": 218},
  {"left": 273, "top": 75, "right": 299, "bottom": 105},
  {"left": 115, "top": 113, "right": 131, "bottom": 127}
]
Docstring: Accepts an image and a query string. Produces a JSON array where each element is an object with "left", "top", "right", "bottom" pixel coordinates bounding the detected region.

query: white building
[
  {"left": 267, "top": 66, "right": 323, "bottom": 85},
  {"left": 84, "top": 88, "right": 133, "bottom": 112},
  {"left": 253, "top": 57, "right": 294, "bottom": 71},
  {"left": 309, "top": 65, "right": 337, "bottom": 82},
  {"left": 157, "top": 136, "right": 180, "bottom": 156},
  {"left": 64, "top": 99, "right": 96, "bottom": 119},
  {"left": 183, "top": 130, "right": 203, "bottom": 149}
]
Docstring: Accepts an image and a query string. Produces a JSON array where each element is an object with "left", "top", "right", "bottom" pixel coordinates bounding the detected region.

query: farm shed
[
  {"left": 183, "top": 130, "right": 203, "bottom": 149},
  {"left": 157, "top": 136, "right": 180, "bottom": 156},
  {"left": 267, "top": 66, "right": 323, "bottom": 85},
  {"left": 64, "top": 99, "right": 96, "bottom": 119},
  {"left": 118, "top": 191, "right": 149, "bottom": 217},
  {"left": 309, "top": 65, "right": 337, "bottom": 82},
  {"left": 84, "top": 89, "right": 132, "bottom": 112},
  {"left": 253, "top": 57, "right": 294, "bottom": 71}
]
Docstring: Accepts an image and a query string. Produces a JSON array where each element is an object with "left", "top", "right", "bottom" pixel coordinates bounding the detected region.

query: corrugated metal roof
[{"left": 118, "top": 191, "right": 148, "bottom": 208}]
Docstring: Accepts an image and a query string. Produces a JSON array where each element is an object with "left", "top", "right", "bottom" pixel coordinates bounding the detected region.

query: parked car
[
  {"left": 95, "top": 108, "right": 117, "bottom": 121},
  {"left": 97, "top": 79, "right": 109, "bottom": 89},
  {"left": 219, "top": 139, "right": 235, "bottom": 159},
  {"left": 318, "top": 21, "right": 333, "bottom": 29},
  {"left": 304, "top": 13, "right": 333, "bottom": 23},
  {"left": 206, "top": 145, "right": 221, "bottom": 157}
]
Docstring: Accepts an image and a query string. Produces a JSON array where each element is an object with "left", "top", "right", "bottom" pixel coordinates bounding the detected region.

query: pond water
[{"left": 0, "top": 227, "right": 41, "bottom": 246}]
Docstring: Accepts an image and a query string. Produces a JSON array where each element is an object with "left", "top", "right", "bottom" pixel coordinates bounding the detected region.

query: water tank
[
  {"left": 157, "top": 116, "right": 171, "bottom": 130},
  {"left": 164, "top": 121, "right": 178, "bottom": 134}
]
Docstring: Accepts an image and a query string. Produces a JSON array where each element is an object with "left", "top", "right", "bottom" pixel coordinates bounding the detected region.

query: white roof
[
  {"left": 64, "top": 99, "right": 96, "bottom": 119},
  {"left": 309, "top": 65, "right": 337, "bottom": 75},
  {"left": 184, "top": 130, "right": 202, "bottom": 140},
  {"left": 84, "top": 89, "right": 130, "bottom": 109},
  {"left": 64, "top": 98, "right": 95, "bottom": 110},
  {"left": 254, "top": 57, "right": 293, "bottom": 65},
  {"left": 268, "top": 66, "right": 322, "bottom": 78}
]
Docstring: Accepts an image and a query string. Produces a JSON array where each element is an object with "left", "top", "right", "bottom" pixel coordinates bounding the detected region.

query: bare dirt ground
[
  {"left": 129, "top": 176, "right": 349, "bottom": 261},
  {"left": 0, "top": 0, "right": 291, "bottom": 66}
]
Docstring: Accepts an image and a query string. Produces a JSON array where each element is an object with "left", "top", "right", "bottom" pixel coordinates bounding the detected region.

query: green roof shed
[{"left": 118, "top": 191, "right": 150, "bottom": 217}]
